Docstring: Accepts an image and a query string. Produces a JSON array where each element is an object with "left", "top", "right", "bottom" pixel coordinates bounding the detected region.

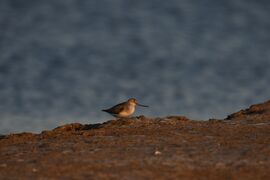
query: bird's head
[{"left": 127, "top": 98, "right": 148, "bottom": 107}]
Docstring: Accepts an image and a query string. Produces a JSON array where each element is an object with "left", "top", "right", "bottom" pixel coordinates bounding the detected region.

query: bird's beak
[{"left": 136, "top": 103, "right": 148, "bottom": 107}]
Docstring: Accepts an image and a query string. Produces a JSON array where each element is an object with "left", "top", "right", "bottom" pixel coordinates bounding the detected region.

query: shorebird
[{"left": 102, "top": 98, "right": 148, "bottom": 118}]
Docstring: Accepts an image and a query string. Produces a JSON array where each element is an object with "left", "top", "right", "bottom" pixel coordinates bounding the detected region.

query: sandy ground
[{"left": 0, "top": 101, "right": 270, "bottom": 180}]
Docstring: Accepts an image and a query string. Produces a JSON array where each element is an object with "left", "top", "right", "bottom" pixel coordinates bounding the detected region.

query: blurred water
[{"left": 0, "top": 0, "right": 270, "bottom": 133}]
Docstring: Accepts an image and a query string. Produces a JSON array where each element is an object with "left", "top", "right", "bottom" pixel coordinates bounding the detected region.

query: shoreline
[{"left": 1, "top": 100, "right": 270, "bottom": 179}]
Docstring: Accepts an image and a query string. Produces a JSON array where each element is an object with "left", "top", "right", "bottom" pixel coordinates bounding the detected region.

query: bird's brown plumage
[{"left": 102, "top": 98, "right": 148, "bottom": 118}]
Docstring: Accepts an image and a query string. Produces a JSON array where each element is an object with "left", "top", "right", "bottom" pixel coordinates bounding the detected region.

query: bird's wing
[{"left": 104, "top": 102, "right": 126, "bottom": 114}]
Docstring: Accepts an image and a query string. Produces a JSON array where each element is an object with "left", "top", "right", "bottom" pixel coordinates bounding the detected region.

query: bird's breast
[{"left": 118, "top": 105, "right": 135, "bottom": 117}]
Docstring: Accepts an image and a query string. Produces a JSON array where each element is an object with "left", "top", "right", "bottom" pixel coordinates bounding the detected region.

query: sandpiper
[{"left": 102, "top": 98, "right": 148, "bottom": 118}]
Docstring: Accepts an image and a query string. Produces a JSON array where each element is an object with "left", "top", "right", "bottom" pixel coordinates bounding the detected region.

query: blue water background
[{"left": 0, "top": 0, "right": 270, "bottom": 133}]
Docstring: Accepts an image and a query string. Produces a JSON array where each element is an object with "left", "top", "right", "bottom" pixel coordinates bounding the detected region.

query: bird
[{"left": 102, "top": 98, "right": 148, "bottom": 118}]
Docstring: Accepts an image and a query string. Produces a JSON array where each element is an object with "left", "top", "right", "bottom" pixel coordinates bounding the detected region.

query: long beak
[{"left": 136, "top": 103, "right": 148, "bottom": 107}]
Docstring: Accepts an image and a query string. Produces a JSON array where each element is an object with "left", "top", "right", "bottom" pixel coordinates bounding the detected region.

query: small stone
[
  {"left": 32, "top": 168, "right": 37, "bottom": 172},
  {"left": 154, "top": 150, "right": 162, "bottom": 155}
]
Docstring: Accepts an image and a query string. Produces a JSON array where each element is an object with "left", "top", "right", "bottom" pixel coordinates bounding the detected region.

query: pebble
[{"left": 154, "top": 150, "right": 162, "bottom": 155}]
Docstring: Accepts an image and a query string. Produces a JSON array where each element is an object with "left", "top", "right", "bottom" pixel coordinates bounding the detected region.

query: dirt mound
[
  {"left": 50, "top": 115, "right": 189, "bottom": 133},
  {"left": 226, "top": 100, "right": 270, "bottom": 123}
]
